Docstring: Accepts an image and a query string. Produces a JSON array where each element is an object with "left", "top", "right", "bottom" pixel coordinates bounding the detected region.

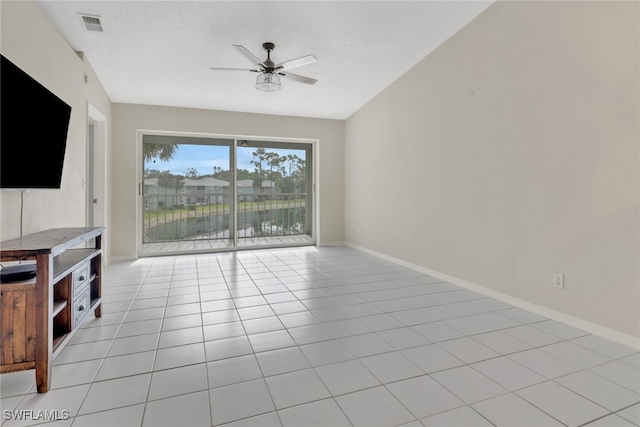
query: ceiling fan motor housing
[{"left": 262, "top": 42, "right": 277, "bottom": 72}]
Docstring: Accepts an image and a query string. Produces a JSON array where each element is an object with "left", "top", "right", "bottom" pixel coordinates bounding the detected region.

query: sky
[{"left": 144, "top": 144, "right": 305, "bottom": 177}]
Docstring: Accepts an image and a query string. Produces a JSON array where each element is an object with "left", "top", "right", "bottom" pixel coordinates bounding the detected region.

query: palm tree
[
  {"left": 144, "top": 143, "right": 179, "bottom": 163},
  {"left": 251, "top": 148, "right": 268, "bottom": 190},
  {"left": 285, "top": 154, "right": 300, "bottom": 177}
]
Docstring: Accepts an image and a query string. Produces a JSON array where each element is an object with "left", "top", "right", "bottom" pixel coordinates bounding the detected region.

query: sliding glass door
[
  {"left": 235, "top": 140, "right": 312, "bottom": 248},
  {"left": 141, "top": 135, "right": 234, "bottom": 254},
  {"left": 140, "top": 134, "right": 313, "bottom": 256}
]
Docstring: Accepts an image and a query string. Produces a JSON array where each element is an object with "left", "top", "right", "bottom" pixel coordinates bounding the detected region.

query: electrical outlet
[{"left": 553, "top": 273, "right": 564, "bottom": 289}]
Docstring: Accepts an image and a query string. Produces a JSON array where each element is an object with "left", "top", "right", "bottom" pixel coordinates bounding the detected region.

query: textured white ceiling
[{"left": 35, "top": 1, "right": 493, "bottom": 120}]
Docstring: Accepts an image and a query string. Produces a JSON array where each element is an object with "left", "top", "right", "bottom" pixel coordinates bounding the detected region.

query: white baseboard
[
  {"left": 318, "top": 240, "right": 346, "bottom": 247},
  {"left": 108, "top": 255, "right": 138, "bottom": 263},
  {"left": 346, "top": 242, "right": 640, "bottom": 350}
]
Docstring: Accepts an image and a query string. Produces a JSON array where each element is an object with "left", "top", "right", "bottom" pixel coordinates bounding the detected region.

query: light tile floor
[{"left": 1, "top": 246, "right": 638, "bottom": 427}]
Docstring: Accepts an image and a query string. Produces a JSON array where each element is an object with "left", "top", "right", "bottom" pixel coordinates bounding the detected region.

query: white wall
[
  {"left": 0, "top": 1, "right": 112, "bottom": 257},
  {"left": 345, "top": 1, "right": 639, "bottom": 338},
  {"left": 4, "top": 0, "right": 636, "bottom": 341},
  {"left": 111, "top": 104, "right": 345, "bottom": 258}
]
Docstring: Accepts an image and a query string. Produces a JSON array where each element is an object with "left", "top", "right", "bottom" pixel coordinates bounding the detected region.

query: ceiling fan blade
[
  {"left": 233, "top": 44, "right": 265, "bottom": 67},
  {"left": 275, "top": 54, "right": 317, "bottom": 72},
  {"left": 209, "top": 67, "right": 259, "bottom": 72},
  {"left": 280, "top": 71, "right": 317, "bottom": 85}
]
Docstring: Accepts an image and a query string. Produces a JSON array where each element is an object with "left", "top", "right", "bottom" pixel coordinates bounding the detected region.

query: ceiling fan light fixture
[{"left": 255, "top": 73, "right": 281, "bottom": 92}]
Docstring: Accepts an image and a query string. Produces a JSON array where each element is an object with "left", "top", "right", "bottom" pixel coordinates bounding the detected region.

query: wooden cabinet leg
[
  {"left": 35, "top": 254, "right": 52, "bottom": 393},
  {"left": 35, "top": 359, "right": 51, "bottom": 393}
]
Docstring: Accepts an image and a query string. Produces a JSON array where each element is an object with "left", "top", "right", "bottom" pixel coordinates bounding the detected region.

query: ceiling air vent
[{"left": 79, "top": 14, "right": 103, "bottom": 32}]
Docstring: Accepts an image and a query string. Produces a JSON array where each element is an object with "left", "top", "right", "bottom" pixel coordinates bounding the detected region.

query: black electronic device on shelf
[{"left": 0, "top": 264, "right": 37, "bottom": 283}]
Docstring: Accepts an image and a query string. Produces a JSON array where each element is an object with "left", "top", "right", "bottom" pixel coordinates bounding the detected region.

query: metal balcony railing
[{"left": 142, "top": 191, "right": 308, "bottom": 243}]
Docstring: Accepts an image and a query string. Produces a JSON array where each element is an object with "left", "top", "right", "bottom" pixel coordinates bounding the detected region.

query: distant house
[
  {"left": 144, "top": 176, "right": 281, "bottom": 209},
  {"left": 144, "top": 176, "right": 230, "bottom": 209},
  {"left": 237, "top": 179, "right": 254, "bottom": 201},
  {"left": 237, "top": 179, "right": 276, "bottom": 194},
  {"left": 182, "top": 177, "right": 229, "bottom": 204},
  {"left": 261, "top": 180, "right": 276, "bottom": 193},
  {"left": 236, "top": 179, "right": 278, "bottom": 201},
  {"left": 143, "top": 177, "right": 182, "bottom": 209}
]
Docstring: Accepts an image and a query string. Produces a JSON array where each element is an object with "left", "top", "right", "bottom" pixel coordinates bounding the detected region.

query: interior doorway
[{"left": 87, "top": 104, "right": 107, "bottom": 231}]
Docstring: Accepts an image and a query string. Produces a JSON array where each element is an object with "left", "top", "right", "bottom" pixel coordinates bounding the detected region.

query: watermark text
[{"left": 3, "top": 409, "right": 70, "bottom": 421}]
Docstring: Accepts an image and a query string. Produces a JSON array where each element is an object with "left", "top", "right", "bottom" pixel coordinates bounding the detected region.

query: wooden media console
[{"left": 0, "top": 227, "right": 105, "bottom": 393}]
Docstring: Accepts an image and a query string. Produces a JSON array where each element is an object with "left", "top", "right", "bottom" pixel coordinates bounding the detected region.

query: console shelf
[
  {"left": 52, "top": 300, "right": 68, "bottom": 317},
  {"left": 0, "top": 227, "right": 104, "bottom": 393}
]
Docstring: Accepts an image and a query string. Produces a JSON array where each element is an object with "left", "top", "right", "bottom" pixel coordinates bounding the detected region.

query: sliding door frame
[{"left": 136, "top": 129, "right": 317, "bottom": 257}]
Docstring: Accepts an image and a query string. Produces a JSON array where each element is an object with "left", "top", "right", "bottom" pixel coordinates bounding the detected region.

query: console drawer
[
  {"left": 72, "top": 289, "right": 90, "bottom": 329},
  {"left": 72, "top": 261, "right": 90, "bottom": 298}
]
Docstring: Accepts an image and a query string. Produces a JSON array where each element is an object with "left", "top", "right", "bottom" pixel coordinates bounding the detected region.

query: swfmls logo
[{"left": 3, "top": 410, "right": 70, "bottom": 421}]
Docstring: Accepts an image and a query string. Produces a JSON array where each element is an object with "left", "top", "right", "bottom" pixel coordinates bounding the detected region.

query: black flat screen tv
[{"left": 1, "top": 54, "right": 72, "bottom": 189}]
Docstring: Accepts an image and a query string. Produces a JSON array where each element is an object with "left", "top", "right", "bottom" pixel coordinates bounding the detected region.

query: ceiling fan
[{"left": 209, "top": 42, "right": 318, "bottom": 91}]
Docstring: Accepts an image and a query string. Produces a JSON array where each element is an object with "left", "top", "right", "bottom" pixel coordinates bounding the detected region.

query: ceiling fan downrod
[{"left": 262, "top": 42, "right": 276, "bottom": 72}]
